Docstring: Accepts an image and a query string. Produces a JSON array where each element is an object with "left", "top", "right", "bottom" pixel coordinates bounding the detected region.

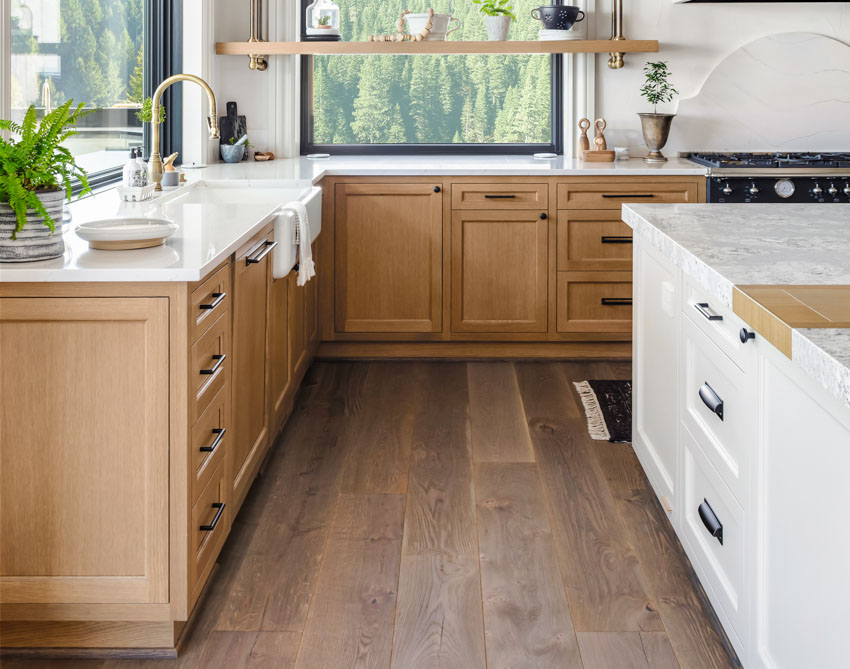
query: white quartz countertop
[{"left": 623, "top": 202, "right": 850, "bottom": 408}]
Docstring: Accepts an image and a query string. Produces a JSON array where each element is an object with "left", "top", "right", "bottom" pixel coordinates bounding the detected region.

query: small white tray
[
  {"left": 117, "top": 184, "right": 156, "bottom": 202},
  {"left": 75, "top": 217, "right": 178, "bottom": 251}
]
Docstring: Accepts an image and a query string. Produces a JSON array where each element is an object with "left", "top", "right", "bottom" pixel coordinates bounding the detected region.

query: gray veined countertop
[{"left": 623, "top": 202, "right": 850, "bottom": 409}]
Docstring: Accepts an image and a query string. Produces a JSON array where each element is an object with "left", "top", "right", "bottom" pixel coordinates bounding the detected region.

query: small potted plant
[
  {"left": 473, "top": 0, "right": 516, "bottom": 41},
  {"left": 638, "top": 61, "right": 679, "bottom": 163},
  {"left": 0, "top": 101, "right": 91, "bottom": 262}
]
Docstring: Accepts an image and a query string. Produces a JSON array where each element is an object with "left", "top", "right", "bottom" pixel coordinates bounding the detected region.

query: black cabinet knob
[
  {"left": 433, "top": 186, "right": 441, "bottom": 193},
  {"left": 540, "top": 213, "right": 548, "bottom": 220},
  {"left": 740, "top": 328, "right": 756, "bottom": 343}
]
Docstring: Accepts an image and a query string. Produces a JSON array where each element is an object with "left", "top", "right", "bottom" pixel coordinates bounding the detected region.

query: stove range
[{"left": 685, "top": 152, "right": 850, "bottom": 203}]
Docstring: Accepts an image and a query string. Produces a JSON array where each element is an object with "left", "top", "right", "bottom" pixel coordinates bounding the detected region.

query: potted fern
[
  {"left": 638, "top": 61, "right": 679, "bottom": 163},
  {"left": 472, "top": 0, "right": 516, "bottom": 41},
  {"left": 0, "top": 101, "right": 91, "bottom": 262}
]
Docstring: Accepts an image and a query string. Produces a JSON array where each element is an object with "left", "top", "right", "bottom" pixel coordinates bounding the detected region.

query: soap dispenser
[{"left": 122, "top": 149, "right": 138, "bottom": 187}]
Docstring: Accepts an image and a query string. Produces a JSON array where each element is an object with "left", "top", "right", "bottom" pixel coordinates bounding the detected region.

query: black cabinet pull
[
  {"left": 740, "top": 328, "right": 756, "bottom": 343},
  {"left": 200, "top": 354, "right": 226, "bottom": 376},
  {"left": 600, "top": 236, "right": 633, "bottom": 244},
  {"left": 199, "top": 292, "right": 226, "bottom": 311},
  {"left": 601, "top": 297, "right": 632, "bottom": 306},
  {"left": 433, "top": 186, "right": 441, "bottom": 193},
  {"left": 540, "top": 213, "right": 548, "bottom": 220},
  {"left": 484, "top": 194, "right": 517, "bottom": 199},
  {"left": 601, "top": 193, "right": 655, "bottom": 199},
  {"left": 694, "top": 302, "right": 723, "bottom": 322},
  {"left": 200, "top": 502, "right": 226, "bottom": 532},
  {"left": 699, "top": 382, "right": 724, "bottom": 421},
  {"left": 698, "top": 499, "right": 723, "bottom": 545},
  {"left": 246, "top": 240, "right": 278, "bottom": 265},
  {"left": 200, "top": 427, "right": 225, "bottom": 453}
]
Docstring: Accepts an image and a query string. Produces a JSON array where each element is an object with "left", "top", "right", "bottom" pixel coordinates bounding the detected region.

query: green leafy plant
[
  {"left": 0, "top": 100, "right": 92, "bottom": 238},
  {"left": 135, "top": 96, "right": 166, "bottom": 124},
  {"left": 640, "top": 61, "right": 679, "bottom": 114},
  {"left": 472, "top": 0, "right": 516, "bottom": 20},
  {"left": 227, "top": 136, "right": 253, "bottom": 148},
  {"left": 317, "top": 15, "right": 331, "bottom": 26}
]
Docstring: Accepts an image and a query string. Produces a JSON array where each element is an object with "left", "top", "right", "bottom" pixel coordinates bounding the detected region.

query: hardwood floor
[{"left": 4, "top": 361, "right": 739, "bottom": 669}]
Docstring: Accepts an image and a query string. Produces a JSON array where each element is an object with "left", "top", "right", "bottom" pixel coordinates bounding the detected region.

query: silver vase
[
  {"left": 0, "top": 189, "right": 66, "bottom": 262},
  {"left": 638, "top": 113, "right": 675, "bottom": 163}
]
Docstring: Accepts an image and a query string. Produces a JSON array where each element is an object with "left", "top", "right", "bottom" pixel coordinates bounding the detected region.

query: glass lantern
[{"left": 305, "top": 0, "right": 341, "bottom": 41}]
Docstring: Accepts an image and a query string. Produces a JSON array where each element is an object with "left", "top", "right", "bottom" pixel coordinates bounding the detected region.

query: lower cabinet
[{"left": 556, "top": 271, "right": 633, "bottom": 333}]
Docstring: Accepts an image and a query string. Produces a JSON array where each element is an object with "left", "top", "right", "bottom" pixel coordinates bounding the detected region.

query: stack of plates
[{"left": 539, "top": 28, "right": 584, "bottom": 41}]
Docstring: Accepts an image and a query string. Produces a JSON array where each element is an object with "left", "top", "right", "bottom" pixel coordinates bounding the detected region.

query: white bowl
[{"left": 539, "top": 28, "right": 584, "bottom": 41}]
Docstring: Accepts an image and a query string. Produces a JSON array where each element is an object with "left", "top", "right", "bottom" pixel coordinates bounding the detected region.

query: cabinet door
[
  {"left": 0, "top": 298, "right": 169, "bottom": 604},
  {"left": 335, "top": 183, "right": 442, "bottom": 333},
  {"left": 556, "top": 271, "right": 633, "bottom": 333},
  {"left": 231, "top": 230, "right": 273, "bottom": 515},
  {"left": 451, "top": 209, "right": 548, "bottom": 333},
  {"left": 268, "top": 274, "right": 291, "bottom": 432},
  {"left": 290, "top": 273, "right": 309, "bottom": 381}
]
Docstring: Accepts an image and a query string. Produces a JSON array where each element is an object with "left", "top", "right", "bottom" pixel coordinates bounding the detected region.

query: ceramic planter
[
  {"left": 0, "top": 189, "right": 66, "bottom": 262},
  {"left": 638, "top": 113, "right": 675, "bottom": 163},
  {"left": 485, "top": 15, "right": 511, "bottom": 41}
]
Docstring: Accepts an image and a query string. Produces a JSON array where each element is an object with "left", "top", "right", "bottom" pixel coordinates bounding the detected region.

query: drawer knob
[
  {"left": 698, "top": 499, "right": 724, "bottom": 545},
  {"left": 540, "top": 213, "right": 548, "bottom": 220},
  {"left": 200, "top": 502, "right": 226, "bottom": 532},
  {"left": 200, "top": 427, "right": 226, "bottom": 453},
  {"left": 740, "top": 328, "right": 756, "bottom": 343},
  {"left": 694, "top": 302, "right": 723, "bottom": 322},
  {"left": 433, "top": 186, "right": 441, "bottom": 193},
  {"left": 699, "top": 382, "right": 724, "bottom": 421}
]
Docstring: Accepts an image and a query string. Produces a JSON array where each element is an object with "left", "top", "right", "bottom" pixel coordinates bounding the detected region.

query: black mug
[{"left": 530, "top": 5, "right": 585, "bottom": 31}]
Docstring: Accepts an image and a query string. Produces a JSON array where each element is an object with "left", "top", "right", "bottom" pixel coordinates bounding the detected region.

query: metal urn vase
[{"left": 638, "top": 113, "right": 675, "bottom": 163}]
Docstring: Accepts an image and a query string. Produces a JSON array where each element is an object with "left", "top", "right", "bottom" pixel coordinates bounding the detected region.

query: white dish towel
[{"left": 280, "top": 200, "right": 316, "bottom": 286}]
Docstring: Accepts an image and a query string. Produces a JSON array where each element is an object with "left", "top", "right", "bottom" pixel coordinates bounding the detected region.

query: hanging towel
[{"left": 279, "top": 200, "right": 315, "bottom": 286}]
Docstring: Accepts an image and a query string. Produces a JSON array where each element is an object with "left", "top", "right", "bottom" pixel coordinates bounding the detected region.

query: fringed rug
[{"left": 573, "top": 380, "right": 632, "bottom": 443}]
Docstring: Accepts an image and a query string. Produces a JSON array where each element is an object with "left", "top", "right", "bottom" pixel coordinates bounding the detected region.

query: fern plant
[
  {"left": 0, "top": 100, "right": 92, "bottom": 238},
  {"left": 472, "top": 0, "right": 516, "bottom": 20},
  {"left": 640, "top": 61, "right": 679, "bottom": 114}
]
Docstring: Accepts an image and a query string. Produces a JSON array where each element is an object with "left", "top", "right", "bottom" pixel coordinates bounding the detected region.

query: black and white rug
[{"left": 573, "top": 380, "right": 632, "bottom": 443}]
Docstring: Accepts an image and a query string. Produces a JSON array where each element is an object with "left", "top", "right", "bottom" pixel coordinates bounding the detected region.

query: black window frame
[{"left": 299, "top": 1, "right": 563, "bottom": 156}]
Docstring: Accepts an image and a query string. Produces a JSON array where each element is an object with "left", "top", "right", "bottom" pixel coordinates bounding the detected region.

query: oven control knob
[
  {"left": 844, "top": 184, "right": 850, "bottom": 196},
  {"left": 748, "top": 184, "right": 759, "bottom": 196},
  {"left": 828, "top": 183, "right": 839, "bottom": 196},
  {"left": 812, "top": 183, "right": 824, "bottom": 196},
  {"left": 722, "top": 183, "right": 733, "bottom": 195},
  {"left": 774, "top": 179, "right": 795, "bottom": 199}
]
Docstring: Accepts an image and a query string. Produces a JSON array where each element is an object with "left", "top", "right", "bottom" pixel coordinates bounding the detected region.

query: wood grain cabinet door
[
  {"left": 334, "top": 183, "right": 442, "bottom": 334},
  {"left": 0, "top": 297, "right": 169, "bottom": 604},
  {"left": 268, "top": 273, "right": 291, "bottom": 433},
  {"left": 451, "top": 209, "right": 548, "bottom": 333}
]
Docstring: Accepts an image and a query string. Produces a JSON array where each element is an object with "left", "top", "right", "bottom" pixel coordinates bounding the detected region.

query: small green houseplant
[
  {"left": 472, "top": 0, "right": 516, "bottom": 40},
  {"left": 0, "top": 100, "right": 91, "bottom": 261},
  {"left": 135, "top": 97, "right": 166, "bottom": 124},
  {"left": 638, "top": 61, "right": 679, "bottom": 163}
]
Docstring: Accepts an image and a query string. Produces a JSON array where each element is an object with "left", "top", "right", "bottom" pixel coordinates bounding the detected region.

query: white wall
[{"left": 595, "top": 1, "right": 850, "bottom": 155}]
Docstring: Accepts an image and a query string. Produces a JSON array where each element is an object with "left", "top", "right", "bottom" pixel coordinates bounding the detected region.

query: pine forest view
[{"left": 311, "top": 0, "right": 554, "bottom": 146}]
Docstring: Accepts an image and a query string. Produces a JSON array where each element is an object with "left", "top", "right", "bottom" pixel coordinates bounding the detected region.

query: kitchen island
[{"left": 625, "top": 202, "right": 850, "bottom": 669}]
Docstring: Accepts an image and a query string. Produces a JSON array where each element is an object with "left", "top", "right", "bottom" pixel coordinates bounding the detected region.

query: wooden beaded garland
[{"left": 369, "top": 8, "right": 433, "bottom": 43}]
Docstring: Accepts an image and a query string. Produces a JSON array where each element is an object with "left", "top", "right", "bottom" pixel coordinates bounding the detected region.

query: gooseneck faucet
[{"left": 148, "top": 74, "right": 220, "bottom": 189}]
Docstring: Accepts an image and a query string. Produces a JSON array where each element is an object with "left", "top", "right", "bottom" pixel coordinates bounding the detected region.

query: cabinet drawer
[
  {"left": 190, "top": 263, "right": 231, "bottom": 343},
  {"left": 190, "top": 460, "right": 229, "bottom": 598},
  {"left": 682, "top": 317, "right": 753, "bottom": 502},
  {"left": 557, "top": 181, "right": 700, "bottom": 210},
  {"left": 452, "top": 183, "right": 548, "bottom": 210},
  {"left": 190, "top": 311, "right": 230, "bottom": 422},
  {"left": 681, "top": 426, "right": 746, "bottom": 649},
  {"left": 556, "top": 271, "right": 632, "bottom": 333},
  {"left": 191, "top": 384, "right": 229, "bottom": 504},
  {"left": 557, "top": 210, "right": 633, "bottom": 271}
]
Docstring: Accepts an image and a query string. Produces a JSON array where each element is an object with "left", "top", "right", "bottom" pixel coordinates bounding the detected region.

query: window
[
  {"left": 301, "top": 0, "right": 562, "bottom": 154},
  {"left": 8, "top": 0, "right": 181, "bottom": 187}
]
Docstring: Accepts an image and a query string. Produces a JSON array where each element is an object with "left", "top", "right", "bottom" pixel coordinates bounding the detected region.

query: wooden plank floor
[{"left": 5, "top": 361, "right": 739, "bottom": 669}]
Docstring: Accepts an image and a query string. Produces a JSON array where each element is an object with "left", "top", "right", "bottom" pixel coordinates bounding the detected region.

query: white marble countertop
[{"left": 623, "top": 202, "right": 850, "bottom": 408}]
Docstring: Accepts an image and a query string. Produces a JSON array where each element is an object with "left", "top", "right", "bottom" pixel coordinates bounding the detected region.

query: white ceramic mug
[{"left": 404, "top": 13, "right": 461, "bottom": 41}]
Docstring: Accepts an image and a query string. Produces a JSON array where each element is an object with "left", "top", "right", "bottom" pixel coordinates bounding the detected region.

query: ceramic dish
[
  {"left": 539, "top": 28, "right": 583, "bottom": 41},
  {"left": 75, "top": 217, "right": 178, "bottom": 251}
]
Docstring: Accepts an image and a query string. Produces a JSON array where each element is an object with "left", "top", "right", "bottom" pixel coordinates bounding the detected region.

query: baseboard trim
[{"left": 316, "top": 340, "right": 632, "bottom": 360}]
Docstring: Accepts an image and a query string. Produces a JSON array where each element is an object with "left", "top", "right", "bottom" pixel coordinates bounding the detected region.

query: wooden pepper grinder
[
  {"left": 594, "top": 119, "right": 608, "bottom": 151},
  {"left": 578, "top": 118, "right": 591, "bottom": 152}
]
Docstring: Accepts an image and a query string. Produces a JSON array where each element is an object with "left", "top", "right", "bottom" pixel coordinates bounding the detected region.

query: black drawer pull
[
  {"left": 694, "top": 302, "right": 723, "bottom": 322},
  {"left": 433, "top": 186, "right": 441, "bottom": 193},
  {"left": 199, "top": 292, "right": 226, "bottom": 311},
  {"left": 600, "top": 236, "right": 633, "bottom": 244},
  {"left": 200, "top": 354, "right": 226, "bottom": 376},
  {"left": 484, "top": 194, "right": 517, "bottom": 199},
  {"left": 200, "top": 427, "right": 225, "bottom": 453},
  {"left": 601, "top": 193, "right": 655, "bottom": 198},
  {"left": 200, "top": 502, "right": 226, "bottom": 532},
  {"left": 601, "top": 297, "right": 632, "bottom": 306},
  {"left": 698, "top": 499, "right": 723, "bottom": 545},
  {"left": 699, "top": 382, "right": 724, "bottom": 421},
  {"left": 246, "top": 240, "right": 278, "bottom": 265}
]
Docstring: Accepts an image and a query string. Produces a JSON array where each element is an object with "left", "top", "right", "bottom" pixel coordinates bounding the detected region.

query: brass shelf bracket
[
  {"left": 248, "top": 0, "right": 269, "bottom": 71},
  {"left": 608, "top": 0, "right": 625, "bottom": 69}
]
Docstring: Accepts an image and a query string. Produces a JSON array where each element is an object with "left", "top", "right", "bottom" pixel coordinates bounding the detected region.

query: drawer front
[
  {"left": 190, "top": 263, "right": 231, "bottom": 344},
  {"left": 681, "top": 426, "right": 746, "bottom": 649},
  {"left": 191, "top": 384, "right": 229, "bottom": 504},
  {"left": 557, "top": 210, "right": 633, "bottom": 271},
  {"left": 683, "top": 276, "right": 756, "bottom": 373},
  {"left": 190, "top": 460, "right": 229, "bottom": 596},
  {"left": 557, "top": 181, "right": 700, "bottom": 210},
  {"left": 682, "top": 317, "right": 753, "bottom": 502},
  {"left": 452, "top": 183, "right": 548, "bottom": 210},
  {"left": 190, "top": 311, "right": 230, "bottom": 422},
  {"left": 557, "top": 271, "right": 632, "bottom": 333}
]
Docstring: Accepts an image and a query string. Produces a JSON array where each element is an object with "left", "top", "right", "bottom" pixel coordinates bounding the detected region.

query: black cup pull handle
[
  {"left": 600, "top": 236, "right": 633, "bottom": 244},
  {"left": 200, "top": 354, "right": 226, "bottom": 376},
  {"left": 246, "top": 240, "right": 278, "bottom": 265},
  {"left": 200, "top": 427, "right": 225, "bottom": 453},
  {"left": 601, "top": 297, "right": 632, "bottom": 306},
  {"left": 200, "top": 502, "right": 226, "bottom": 532},
  {"left": 694, "top": 302, "right": 723, "bottom": 322},
  {"left": 698, "top": 499, "right": 723, "bottom": 545},
  {"left": 601, "top": 193, "right": 655, "bottom": 199},
  {"left": 200, "top": 292, "right": 226, "bottom": 311},
  {"left": 699, "top": 382, "right": 724, "bottom": 421},
  {"left": 484, "top": 194, "right": 517, "bottom": 199}
]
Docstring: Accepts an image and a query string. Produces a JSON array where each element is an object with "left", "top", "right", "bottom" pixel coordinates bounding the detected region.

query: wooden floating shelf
[{"left": 215, "top": 39, "right": 659, "bottom": 57}]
